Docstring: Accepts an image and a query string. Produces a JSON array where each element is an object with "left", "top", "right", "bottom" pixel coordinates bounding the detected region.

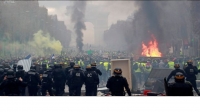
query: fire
[{"left": 141, "top": 34, "right": 162, "bottom": 57}]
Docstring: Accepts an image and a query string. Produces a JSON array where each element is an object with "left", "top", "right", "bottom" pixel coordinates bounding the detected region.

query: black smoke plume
[{"left": 71, "top": 1, "right": 86, "bottom": 52}]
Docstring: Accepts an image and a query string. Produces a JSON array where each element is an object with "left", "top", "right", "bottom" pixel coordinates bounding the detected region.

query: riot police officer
[
  {"left": 167, "top": 73, "right": 193, "bottom": 96},
  {"left": 84, "top": 65, "right": 99, "bottom": 96},
  {"left": 0, "top": 69, "right": 27, "bottom": 96},
  {"left": 106, "top": 68, "right": 131, "bottom": 96},
  {"left": 15, "top": 65, "right": 26, "bottom": 96},
  {"left": 184, "top": 60, "right": 200, "bottom": 95},
  {"left": 25, "top": 65, "right": 41, "bottom": 96},
  {"left": 65, "top": 62, "right": 75, "bottom": 86},
  {"left": 41, "top": 70, "right": 53, "bottom": 96},
  {"left": 52, "top": 64, "right": 65, "bottom": 96},
  {"left": 166, "top": 64, "right": 187, "bottom": 82},
  {"left": 68, "top": 65, "right": 85, "bottom": 96}
]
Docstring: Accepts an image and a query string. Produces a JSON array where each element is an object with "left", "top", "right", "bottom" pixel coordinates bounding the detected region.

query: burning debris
[{"left": 141, "top": 34, "right": 162, "bottom": 57}]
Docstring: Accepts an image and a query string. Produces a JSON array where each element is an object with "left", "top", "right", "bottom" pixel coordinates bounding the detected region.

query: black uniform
[
  {"left": 25, "top": 69, "right": 41, "bottom": 96},
  {"left": 41, "top": 71, "right": 53, "bottom": 96},
  {"left": 168, "top": 81, "right": 193, "bottom": 96},
  {"left": 106, "top": 75, "right": 131, "bottom": 96},
  {"left": 15, "top": 69, "right": 26, "bottom": 96},
  {"left": 166, "top": 69, "right": 187, "bottom": 82},
  {"left": 184, "top": 64, "right": 200, "bottom": 95},
  {"left": 0, "top": 70, "right": 27, "bottom": 96},
  {"left": 68, "top": 68, "right": 85, "bottom": 96},
  {"left": 84, "top": 69, "right": 99, "bottom": 96},
  {"left": 52, "top": 65, "right": 66, "bottom": 96}
]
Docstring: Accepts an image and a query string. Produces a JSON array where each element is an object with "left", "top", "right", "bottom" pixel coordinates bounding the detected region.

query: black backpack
[
  {"left": 70, "top": 70, "right": 83, "bottom": 86},
  {"left": 110, "top": 76, "right": 124, "bottom": 92},
  {"left": 85, "top": 71, "right": 97, "bottom": 85},
  {"left": 54, "top": 69, "right": 63, "bottom": 80}
]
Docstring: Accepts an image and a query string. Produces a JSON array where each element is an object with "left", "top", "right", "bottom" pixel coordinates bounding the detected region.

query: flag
[{"left": 17, "top": 54, "right": 32, "bottom": 72}]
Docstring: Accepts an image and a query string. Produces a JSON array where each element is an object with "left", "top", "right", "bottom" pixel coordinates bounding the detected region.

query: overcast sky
[{"left": 38, "top": 1, "right": 138, "bottom": 45}]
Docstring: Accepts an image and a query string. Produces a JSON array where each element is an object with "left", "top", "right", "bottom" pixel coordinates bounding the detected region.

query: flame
[{"left": 141, "top": 34, "right": 162, "bottom": 57}]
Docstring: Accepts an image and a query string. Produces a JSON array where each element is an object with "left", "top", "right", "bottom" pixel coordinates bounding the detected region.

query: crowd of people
[{"left": 0, "top": 49, "right": 199, "bottom": 96}]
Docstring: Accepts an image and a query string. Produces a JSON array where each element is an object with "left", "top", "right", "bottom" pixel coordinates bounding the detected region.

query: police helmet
[
  {"left": 17, "top": 65, "right": 23, "bottom": 70},
  {"left": 187, "top": 60, "right": 193, "bottom": 65},
  {"left": 6, "top": 69, "right": 15, "bottom": 79},
  {"left": 174, "top": 64, "right": 180, "bottom": 69},
  {"left": 113, "top": 68, "right": 122, "bottom": 75},
  {"left": 13, "top": 63, "right": 17, "bottom": 68},
  {"left": 4, "top": 68, "right": 9, "bottom": 73},
  {"left": 86, "top": 65, "right": 91, "bottom": 70},
  {"left": 0, "top": 65, "right": 3, "bottom": 69},
  {"left": 30, "top": 65, "right": 36, "bottom": 70},
  {"left": 174, "top": 72, "right": 185, "bottom": 82},
  {"left": 0, "top": 68, "right": 4, "bottom": 73},
  {"left": 91, "top": 63, "right": 97, "bottom": 66},
  {"left": 74, "top": 65, "right": 80, "bottom": 69},
  {"left": 70, "top": 62, "right": 75, "bottom": 67}
]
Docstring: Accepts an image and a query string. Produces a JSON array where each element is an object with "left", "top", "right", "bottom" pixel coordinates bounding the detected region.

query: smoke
[
  {"left": 28, "top": 30, "right": 63, "bottom": 56},
  {"left": 71, "top": 1, "right": 86, "bottom": 52},
  {"left": 0, "top": 30, "right": 63, "bottom": 57},
  {"left": 104, "top": 1, "right": 192, "bottom": 55}
]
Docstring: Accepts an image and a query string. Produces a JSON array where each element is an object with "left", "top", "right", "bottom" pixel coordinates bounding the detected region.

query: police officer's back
[
  {"left": 184, "top": 60, "right": 200, "bottom": 95},
  {"left": 0, "top": 70, "right": 27, "bottom": 96},
  {"left": 52, "top": 64, "right": 65, "bottom": 96},
  {"left": 65, "top": 62, "right": 75, "bottom": 84},
  {"left": 106, "top": 68, "right": 131, "bottom": 96},
  {"left": 84, "top": 65, "right": 99, "bottom": 96},
  {"left": 16, "top": 65, "right": 25, "bottom": 79},
  {"left": 166, "top": 64, "right": 187, "bottom": 82},
  {"left": 41, "top": 70, "right": 53, "bottom": 96},
  {"left": 15, "top": 65, "right": 26, "bottom": 96},
  {"left": 68, "top": 65, "right": 85, "bottom": 96},
  {"left": 25, "top": 65, "right": 41, "bottom": 96},
  {"left": 168, "top": 73, "right": 193, "bottom": 96}
]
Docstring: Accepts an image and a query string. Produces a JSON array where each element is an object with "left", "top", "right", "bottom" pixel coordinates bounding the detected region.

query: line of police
[
  {"left": 166, "top": 60, "right": 200, "bottom": 96},
  {"left": 0, "top": 61, "right": 132, "bottom": 96}
]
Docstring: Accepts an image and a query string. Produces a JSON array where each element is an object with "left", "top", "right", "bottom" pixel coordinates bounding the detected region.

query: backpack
[
  {"left": 70, "top": 70, "right": 83, "bottom": 86},
  {"left": 110, "top": 76, "right": 124, "bottom": 92},
  {"left": 54, "top": 69, "right": 63, "bottom": 80},
  {"left": 85, "top": 71, "right": 97, "bottom": 85}
]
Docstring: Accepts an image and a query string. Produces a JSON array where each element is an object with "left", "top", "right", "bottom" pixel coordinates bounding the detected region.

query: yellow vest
[
  {"left": 104, "top": 62, "right": 109, "bottom": 71},
  {"left": 168, "top": 61, "right": 174, "bottom": 69}
]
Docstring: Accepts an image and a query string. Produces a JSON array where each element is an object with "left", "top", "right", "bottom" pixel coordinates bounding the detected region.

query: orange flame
[{"left": 141, "top": 34, "right": 162, "bottom": 57}]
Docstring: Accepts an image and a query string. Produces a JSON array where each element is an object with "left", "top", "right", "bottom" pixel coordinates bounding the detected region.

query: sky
[{"left": 38, "top": 1, "right": 138, "bottom": 46}]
